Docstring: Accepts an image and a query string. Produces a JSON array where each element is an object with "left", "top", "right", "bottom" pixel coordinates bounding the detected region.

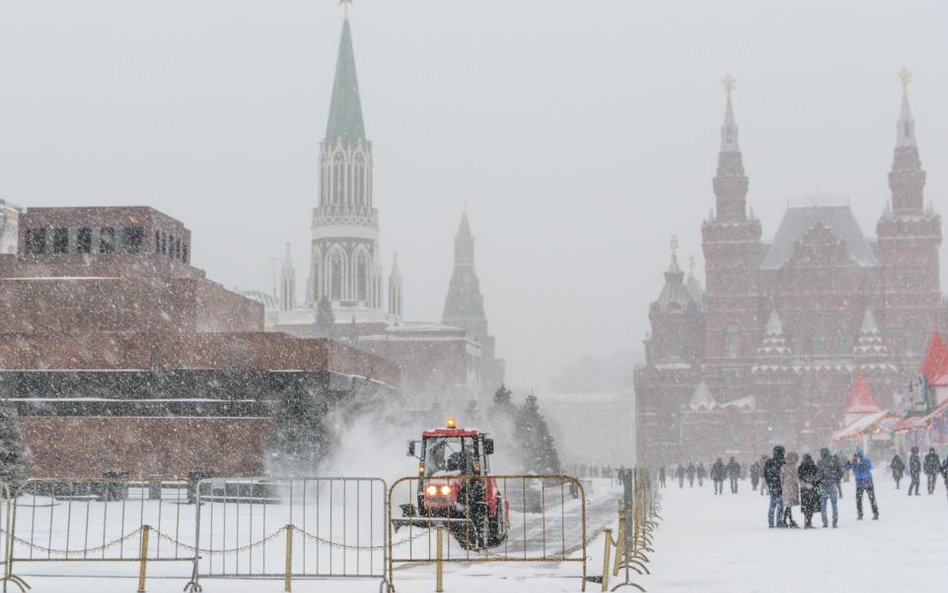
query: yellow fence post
[
  {"left": 284, "top": 524, "right": 293, "bottom": 592},
  {"left": 612, "top": 509, "right": 625, "bottom": 577},
  {"left": 136, "top": 525, "right": 150, "bottom": 593},
  {"left": 600, "top": 528, "right": 612, "bottom": 592},
  {"left": 435, "top": 525, "right": 445, "bottom": 593}
]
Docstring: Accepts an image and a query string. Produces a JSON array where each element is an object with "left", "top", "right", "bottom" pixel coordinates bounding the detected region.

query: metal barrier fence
[
  {"left": 386, "top": 474, "right": 588, "bottom": 592},
  {"left": 189, "top": 477, "right": 387, "bottom": 591},
  {"left": 600, "top": 468, "right": 661, "bottom": 592},
  {"left": 0, "top": 478, "right": 196, "bottom": 593}
]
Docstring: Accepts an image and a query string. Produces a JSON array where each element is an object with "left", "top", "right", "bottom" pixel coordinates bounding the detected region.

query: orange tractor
[{"left": 395, "top": 418, "right": 509, "bottom": 550}]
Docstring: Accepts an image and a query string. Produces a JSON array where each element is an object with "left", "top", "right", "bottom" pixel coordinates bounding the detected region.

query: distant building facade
[{"left": 636, "top": 78, "right": 941, "bottom": 464}]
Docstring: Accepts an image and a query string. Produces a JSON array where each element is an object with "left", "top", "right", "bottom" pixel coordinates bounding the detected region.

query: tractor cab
[{"left": 408, "top": 417, "right": 494, "bottom": 478}]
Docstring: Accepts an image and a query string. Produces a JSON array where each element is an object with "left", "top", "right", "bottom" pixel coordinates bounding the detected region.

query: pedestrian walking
[
  {"left": 676, "top": 464, "right": 685, "bottom": 488},
  {"left": 727, "top": 457, "right": 742, "bottom": 494},
  {"left": 844, "top": 450, "right": 879, "bottom": 520},
  {"left": 798, "top": 453, "right": 821, "bottom": 529},
  {"left": 923, "top": 448, "right": 941, "bottom": 495},
  {"left": 711, "top": 458, "right": 726, "bottom": 495},
  {"left": 817, "top": 448, "right": 841, "bottom": 528},
  {"left": 908, "top": 447, "right": 921, "bottom": 495},
  {"left": 764, "top": 446, "right": 785, "bottom": 528},
  {"left": 687, "top": 462, "right": 696, "bottom": 488},
  {"left": 780, "top": 452, "right": 801, "bottom": 528},
  {"left": 750, "top": 461, "right": 761, "bottom": 491},
  {"left": 942, "top": 457, "right": 948, "bottom": 502},
  {"left": 835, "top": 452, "right": 847, "bottom": 498},
  {"left": 890, "top": 453, "right": 905, "bottom": 489},
  {"left": 697, "top": 462, "right": 706, "bottom": 486},
  {"left": 658, "top": 466, "right": 666, "bottom": 489},
  {"left": 759, "top": 455, "right": 770, "bottom": 497}
]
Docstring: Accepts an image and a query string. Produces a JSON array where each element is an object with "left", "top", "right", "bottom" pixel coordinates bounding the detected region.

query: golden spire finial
[
  {"left": 722, "top": 74, "right": 737, "bottom": 98},
  {"left": 463, "top": 199, "right": 469, "bottom": 213},
  {"left": 670, "top": 235, "right": 679, "bottom": 255},
  {"left": 340, "top": 0, "right": 352, "bottom": 20},
  {"left": 898, "top": 67, "right": 912, "bottom": 95}
]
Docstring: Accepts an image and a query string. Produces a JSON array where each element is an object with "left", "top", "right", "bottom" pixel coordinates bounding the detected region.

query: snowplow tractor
[{"left": 394, "top": 418, "right": 509, "bottom": 550}]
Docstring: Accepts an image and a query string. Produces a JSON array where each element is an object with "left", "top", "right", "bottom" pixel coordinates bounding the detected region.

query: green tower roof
[{"left": 325, "top": 18, "right": 366, "bottom": 141}]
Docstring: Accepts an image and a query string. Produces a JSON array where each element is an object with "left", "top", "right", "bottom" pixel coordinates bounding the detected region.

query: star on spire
[
  {"left": 722, "top": 74, "right": 736, "bottom": 98},
  {"left": 340, "top": 0, "right": 353, "bottom": 19},
  {"left": 898, "top": 67, "right": 912, "bottom": 95}
]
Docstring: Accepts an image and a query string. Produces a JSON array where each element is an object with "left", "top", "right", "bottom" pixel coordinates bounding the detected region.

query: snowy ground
[{"left": 16, "top": 475, "right": 948, "bottom": 592}]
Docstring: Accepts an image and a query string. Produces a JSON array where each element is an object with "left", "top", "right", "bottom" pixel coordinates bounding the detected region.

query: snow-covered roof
[
  {"left": 761, "top": 204, "right": 877, "bottom": 269},
  {"left": 721, "top": 395, "right": 756, "bottom": 410},
  {"left": 833, "top": 409, "right": 894, "bottom": 441},
  {"left": 687, "top": 382, "right": 716, "bottom": 410}
]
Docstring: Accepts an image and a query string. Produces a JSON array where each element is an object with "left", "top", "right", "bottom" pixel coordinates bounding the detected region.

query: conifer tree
[
  {"left": 514, "top": 395, "right": 561, "bottom": 474},
  {"left": 267, "top": 388, "right": 331, "bottom": 473},
  {"left": 493, "top": 383, "right": 512, "bottom": 407},
  {"left": 0, "top": 406, "right": 31, "bottom": 492},
  {"left": 315, "top": 297, "right": 336, "bottom": 338}
]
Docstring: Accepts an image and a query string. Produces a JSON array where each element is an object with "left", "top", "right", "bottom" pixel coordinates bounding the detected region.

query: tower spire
[
  {"left": 896, "top": 67, "right": 916, "bottom": 148},
  {"left": 443, "top": 209, "right": 486, "bottom": 331},
  {"left": 711, "top": 74, "right": 749, "bottom": 222},
  {"left": 326, "top": 3, "right": 365, "bottom": 140},
  {"left": 720, "top": 74, "right": 740, "bottom": 153},
  {"left": 280, "top": 242, "right": 296, "bottom": 311},
  {"left": 887, "top": 67, "right": 925, "bottom": 215}
]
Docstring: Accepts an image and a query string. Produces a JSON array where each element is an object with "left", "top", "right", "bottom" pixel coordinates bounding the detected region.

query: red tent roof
[
  {"left": 920, "top": 331, "right": 944, "bottom": 379},
  {"left": 844, "top": 373, "right": 883, "bottom": 415}
]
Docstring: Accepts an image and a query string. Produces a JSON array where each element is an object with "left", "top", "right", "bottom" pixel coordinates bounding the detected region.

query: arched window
[
  {"left": 332, "top": 153, "right": 346, "bottom": 205},
  {"left": 311, "top": 246, "right": 322, "bottom": 303},
  {"left": 355, "top": 253, "right": 368, "bottom": 301},
  {"left": 329, "top": 250, "right": 344, "bottom": 300},
  {"left": 354, "top": 154, "right": 365, "bottom": 206},
  {"left": 724, "top": 324, "right": 740, "bottom": 359}
]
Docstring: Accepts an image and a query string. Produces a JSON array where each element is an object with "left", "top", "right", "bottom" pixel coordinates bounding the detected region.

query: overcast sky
[{"left": 1, "top": 1, "right": 947, "bottom": 388}]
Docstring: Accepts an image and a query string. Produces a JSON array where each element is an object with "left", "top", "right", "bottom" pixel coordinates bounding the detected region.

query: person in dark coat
[
  {"left": 658, "top": 466, "right": 666, "bottom": 488},
  {"left": 696, "top": 462, "right": 707, "bottom": 486},
  {"left": 727, "top": 457, "right": 742, "bottom": 494},
  {"left": 798, "top": 454, "right": 821, "bottom": 529},
  {"left": 675, "top": 464, "right": 685, "bottom": 488},
  {"left": 763, "top": 446, "right": 785, "bottom": 528},
  {"left": 844, "top": 450, "right": 879, "bottom": 520},
  {"left": 817, "top": 448, "right": 841, "bottom": 528},
  {"left": 890, "top": 454, "right": 905, "bottom": 489},
  {"left": 942, "top": 458, "right": 948, "bottom": 502},
  {"left": 759, "top": 455, "right": 770, "bottom": 496},
  {"left": 710, "top": 458, "right": 726, "bottom": 495},
  {"left": 908, "top": 447, "right": 921, "bottom": 495},
  {"left": 686, "top": 462, "right": 696, "bottom": 487},
  {"left": 923, "top": 448, "right": 941, "bottom": 495},
  {"left": 749, "top": 461, "right": 761, "bottom": 491},
  {"left": 835, "top": 452, "right": 847, "bottom": 497}
]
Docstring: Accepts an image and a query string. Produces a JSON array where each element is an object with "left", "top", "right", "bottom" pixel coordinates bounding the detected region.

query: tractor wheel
[
  {"left": 486, "top": 496, "right": 507, "bottom": 548},
  {"left": 447, "top": 519, "right": 479, "bottom": 550}
]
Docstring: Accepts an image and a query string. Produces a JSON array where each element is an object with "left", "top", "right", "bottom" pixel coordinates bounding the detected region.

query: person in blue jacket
[{"left": 844, "top": 450, "right": 879, "bottom": 520}]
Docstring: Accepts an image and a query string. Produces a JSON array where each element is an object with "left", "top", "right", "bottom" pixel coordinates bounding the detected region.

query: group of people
[
  {"left": 658, "top": 458, "right": 743, "bottom": 494},
  {"left": 889, "top": 447, "right": 948, "bottom": 498},
  {"left": 763, "top": 446, "right": 878, "bottom": 529}
]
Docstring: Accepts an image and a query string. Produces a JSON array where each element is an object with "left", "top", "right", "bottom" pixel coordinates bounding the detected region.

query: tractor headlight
[
  {"left": 440, "top": 485, "right": 452, "bottom": 496},
  {"left": 426, "top": 485, "right": 438, "bottom": 496}
]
